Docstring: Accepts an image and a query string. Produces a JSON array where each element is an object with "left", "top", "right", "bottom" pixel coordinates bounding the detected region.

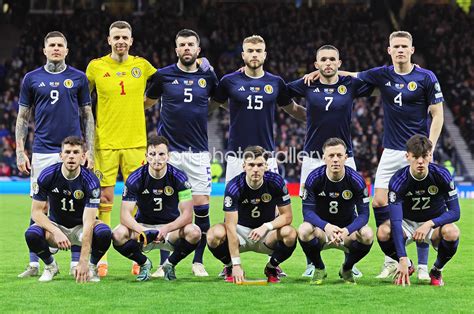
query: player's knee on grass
[
  {"left": 358, "top": 226, "right": 374, "bottom": 245},
  {"left": 297, "top": 222, "right": 314, "bottom": 242},
  {"left": 184, "top": 224, "right": 201, "bottom": 244},
  {"left": 279, "top": 225, "right": 297, "bottom": 246},
  {"left": 207, "top": 224, "right": 226, "bottom": 247},
  {"left": 376, "top": 223, "right": 391, "bottom": 242},
  {"left": 442, "top": 224, "right": 460, "bottom": 242},
  {"left": 112, "top": 225, "right": 130, "bottom": 246}
]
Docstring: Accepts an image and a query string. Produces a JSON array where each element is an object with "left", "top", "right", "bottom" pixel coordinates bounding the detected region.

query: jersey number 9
[{"left": 50, "top": 90, "right": 59, "bottom": 104}]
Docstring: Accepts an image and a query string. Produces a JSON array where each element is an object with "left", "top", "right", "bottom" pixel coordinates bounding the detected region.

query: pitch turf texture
[{"left": 1, "top": 196, "right": 473, "bottom": 313}]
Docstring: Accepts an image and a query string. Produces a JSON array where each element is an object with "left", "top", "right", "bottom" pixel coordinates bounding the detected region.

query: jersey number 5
[{"left": 184, "top": 88, "right": 193, "bottom": 103}]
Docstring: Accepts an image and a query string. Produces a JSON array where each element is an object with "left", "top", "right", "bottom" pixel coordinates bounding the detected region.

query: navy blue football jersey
[
  {"left": 32, "top": 163, "right": 100, "bottom": 228},
  {"left": 213, "top": 71, "right": 291, "bottom": 153},
  {"left": 302, "top": 166, "right": 370, "bottom": 234},
  {"left": 357, "top": 66, "right": 444, "bottom": 151},
  {"left": 223, "top": 172, "right": 291, "bottom": 228},
  {"left": 388, "top": 163, "right": 460, "bottom": 257},
  {"left": 18, "top": 66, "right": 91, "bottom": 153},
  {"left": 122, "top": 164, "right": 193, "bottom": 225},
  {"left": 288, "top": 76, "right": 373, "bottom": 157},
  {"left": 146, "top": 64, "right": 218, "bottom": 152}
]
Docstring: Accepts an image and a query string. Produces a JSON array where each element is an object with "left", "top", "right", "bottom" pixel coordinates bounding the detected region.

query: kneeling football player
[
  {"left": 25, "top": 136, "right": 112, "bottom": 283},
  {"left": 207, "top": 146, "right": 297, "bottom": 284},
  {"left": 298, "top": 138, "right": 373, "bottom": 284},
  {"left": 112, "top": 135, "right": 201, "bottom": 281},
  {"left": 379, "top": 135, "right": 460, "bottom": 286}
]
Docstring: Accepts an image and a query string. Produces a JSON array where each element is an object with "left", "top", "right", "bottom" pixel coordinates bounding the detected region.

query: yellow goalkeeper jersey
[{"left": 86, "top": 54, "right": 156, "bottom": 149}]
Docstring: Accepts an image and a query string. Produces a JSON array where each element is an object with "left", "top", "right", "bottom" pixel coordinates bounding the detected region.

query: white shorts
[
  {"left": 236, "top": 224, "right": 274, "bottom": 254},
  {"left": 225, "top": 156, "right": 278, "bottom": 184},
  {"left": 139, "top": 223, "right": 178, "bottom": 252},
  {"left": 299, "top": 156, "right": 356, "bottom": 196},
  {"left": 374, "top": 149, "right": 408, "bottom": 189},
  {"left": 49, "top": 221, "right": 84, "bottom": 246},
  {"left": 169, "top": 152, "right": 211, "bottom": 195},
  {"left": 31, "top": 153, "right": 61, "bottom": 196},
  {"left": 402, "top": 219, "right": 434, "bottom": 246}
]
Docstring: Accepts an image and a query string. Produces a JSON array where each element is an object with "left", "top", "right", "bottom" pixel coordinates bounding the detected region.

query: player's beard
[
  {"left": 319, "top": 68, "right": 337, "bottom": 79},
  {"left": 245, "top": 59, "right": 263, "bottom": 70},
  {"left": 179, "top": 53, "right": 198, "bottom": 67}
]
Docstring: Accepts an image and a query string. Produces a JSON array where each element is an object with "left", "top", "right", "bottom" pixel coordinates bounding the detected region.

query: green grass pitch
[{"left": 0, "top": 195, "right": 473, "bottom": 313}]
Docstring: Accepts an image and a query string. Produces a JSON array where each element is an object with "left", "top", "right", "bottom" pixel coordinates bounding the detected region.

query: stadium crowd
[{"left": 0, "top": 2, "right": 470, "bottom": 180}]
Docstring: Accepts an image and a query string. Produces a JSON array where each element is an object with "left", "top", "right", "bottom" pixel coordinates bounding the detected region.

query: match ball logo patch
[
  {"left": 94, "top": 170, "right": 103, "bottom": 181},
  {"left": 389, "top": 191, "right": 396, "bottom": 203},
  {"left": 63, "top": 79, "right": 74, "bottom": 88},
  {"left": 337, "top": 85, "right": 347, "bottom": 95},
  {"left": 407, "top": 81, "right": 417, "bottom": 91},
  {"left": 131, "top": 67, "right": 142, "bottom": 78},
  {"left": 74, "top": 190, "right": 84, "bottom": 200},
  {"left": 428, "top": 185, "right": 439, "bottom": 195},
  {"left": 301, "top": 189, "right": 308, "bottom": 200},
  {"left": 122, "top": 186, "right": 128, "bottom": 197},
  {"left": 198, "top": 78, "right": 207, "bottom": 88},
  {"left": 342, "top": 190, "right": 353, "bottom": 200},
  {"left": 435, "top": 83, "right": 441, "bottom": 92},
  {"left": 224, "top": 196, "right": 232, "bottom": 207},
  {"left": 92, "top": 188, "right": 100, "bottom": 198},
  {"left": 261, "top": 193, "right": 272, "bottom": 203},
  {"left": 264, "top": 84, "right": 273, "bottom": 94},
  {"left": 32, "top": 182, "right": 39, "bottom": 195},
  {"left": 164, "top": 186, "right": 174, "bottom": 196}
]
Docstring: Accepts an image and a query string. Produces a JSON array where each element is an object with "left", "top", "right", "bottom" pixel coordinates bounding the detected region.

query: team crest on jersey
[
  {"left": 92, "top": 188, "right": 100, "bottom": 198},
  {"left": 164, "top": 186, "right": 174, "bottom": 196},
  {"left": 261, "top": 193, "right": 272, "bottom": 203},
  {"left": 337, "top": 85, "right": 347, "bottom": 95},
  {"left": 198, "top": 78, "right": 207, "bottom": 88},
  {"left": 395, "top": 83, "right": 404, "bottom": 90},
  {"left": 342, "top": 190, "right": 353, "bottom": 200},
  {"left": 329, "top": 192, "right": 339, "bottom": 198},
  {"left": 63, "top": 79, "right": 74, "bottom": 88},
  {"left": 50, "top": 82, "right": 60, "bottom": 87},
  {"left": 131, "top": 67, "right": 142, "bottom": 78},
  {"left": 32, "top": 182, "right": 39, "bottom": 195},
  {"left": 324, "top": 88, "right": 335, "bottom": 94},
  {"left": 250, "top": 87, "right": 260, "bottom": 92},
  {"left": 224, "top": 196, "right": 232, "bottom": 207},
  {"left": 184, "top": 80, "right": 194, "bottom": 86},
  {"left": 264, "top": 84, "right": 273, "bottom": 94},
  {"left": 389, "top": 191, "right": 396, "bottom": 203},
  {"left": 73, "top": 190, "right": 84, "bottom": 200},
  {"left": 94, "top": 170, "right": 103, "bottom": 181},
  {"left": 407, "top": 81, "right": 417, "bottom": 91},
  {"left": 428, "top": 185, "right": 439, "bottom": 195}
]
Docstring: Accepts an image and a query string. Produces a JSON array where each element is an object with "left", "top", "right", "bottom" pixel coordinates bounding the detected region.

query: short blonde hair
[
  {"left": 243, "top": 35, "right": 265, "bottom": 46},
  {"left": 389, "top": 31, "right": 413, "bottom": 44}
]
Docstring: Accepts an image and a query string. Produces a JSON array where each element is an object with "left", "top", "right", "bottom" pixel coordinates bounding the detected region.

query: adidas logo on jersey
[
  {"left": 172, "top": 80, "right": 179, "bottom": 85},
  {"left": 52, "top": 188, "right": 59, "bottom": 193},
  {"left": 313, "top": 88, "right": 320, "bottom": 93},
  {"left": 238, "top": 86, "right": 245, "bottom": 91},
  {"left": 318, "top": 191, "right": 326, "bottom": 196},
  {"left": 242, "top": 199, "right": 249, "bottom": 204},
  {"left": 103, "top": 72, "right": 111, "bottom": 77},
  {"left": 385, "top": 81, "right": 391, "bottom": 87},
  {"left": 38, "top": 82, "right": 46, "bottom": 87},
  {"left": 142, "top": 189, "right": 149, "bottom": 194}
]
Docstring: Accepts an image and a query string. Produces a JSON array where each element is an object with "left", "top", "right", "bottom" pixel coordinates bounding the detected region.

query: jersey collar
[
  {"left": 393, "top": 64, "right": 415, "bottom": 76},
  {"left": 409, "top": 168, "right": 429, "bottom": 181},
  {"left": 43, "top": 65, "right": 68, "bottom": 75}
]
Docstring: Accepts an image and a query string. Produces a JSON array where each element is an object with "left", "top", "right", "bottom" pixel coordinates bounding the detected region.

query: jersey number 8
[{"left": 329, "top": 201, "right": 338, "bottom": 214}]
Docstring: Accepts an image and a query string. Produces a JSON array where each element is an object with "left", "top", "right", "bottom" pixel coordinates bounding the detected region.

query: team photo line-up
[{"left": 15, "top": 20, "right": 460, "bottom": 286}]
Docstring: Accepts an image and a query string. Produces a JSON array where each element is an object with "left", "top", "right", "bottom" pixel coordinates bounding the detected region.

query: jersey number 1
[{"left": 119, "top": 81, "right": 126, "bottom": 95}]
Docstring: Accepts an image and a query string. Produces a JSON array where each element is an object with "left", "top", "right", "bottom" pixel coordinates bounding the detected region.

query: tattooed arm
[
  {"left": 15, "top": 106, "right": 32, "bottom": 174},
  {"left": 80, "top": 105, "right": 95, "bottom": 169}
]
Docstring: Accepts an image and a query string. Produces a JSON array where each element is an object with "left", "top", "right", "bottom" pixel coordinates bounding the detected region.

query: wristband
[
  {"left": 231, "top": 257, "right": 241, "bottom": 265},
  {"left": 264, "top": 222, "right": 274, "bottom": 231}
]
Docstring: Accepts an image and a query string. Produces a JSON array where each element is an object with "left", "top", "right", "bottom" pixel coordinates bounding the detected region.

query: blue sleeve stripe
[
  {"left": 127, "top": 169, "right": 142, "bottom": 185},
  {"left": 82, "top": 171, "right": 99, "bottom": 189},
  {"left": 172, "top": 168, "right": 188, "bottom": 182},
  {"left": 391, "top": 170, "right": 407, "bottom": 191},
  {"left": 37, "top": 165, "right": 57, "bottom": 182},
  {"left": 228, "top": 182, "right": 239, "bottom": 195},
  {"left": 416, "top": 68, "right": 437, "bottom": 82}
]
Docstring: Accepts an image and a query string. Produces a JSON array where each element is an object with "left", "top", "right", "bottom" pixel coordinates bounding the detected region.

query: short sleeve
[
  {"left": 436, "top": 166, "right": 458, "bottom": 202},
  {"left": 122, "top": 178, "right": 139, "bottom": 202},
  {"left": 18, "top": 74, "right": 33, "bottom": 107},
  {"left": 78, "top": 73, "right": 92, "bottom": 106},
  {"left": 212, "top": 77, "right": 229, "bottom": 103},
  {"left": 146, "top": 72, "right": 164, "bottom": 99},
  {"left": 302, "top": 173, "right": 318, "bottom": 206},
  {"left": 287, "top": 78, "right": 306, "bottom": 98},
  {"left": 276, "top": 77, "right": 291, "bottom": 107},
  {"left": 32, "top": 171, "right": 51, "bottom": 202},
  {"left": 352, "top": 77, "right": 375, "bottom": 98},
  {"left": 424, "top": 71, "right": 444, "bottom": 105},
  {"left": 85, "top": 61, "right": 96, "bottom": 91},
  {"left": 84, "top": 173, "right": 101, "bottom": 208},
  {"left": 223, "top": 185, "right": 239, "bottom": 212},
  {"left": 143, "top": 59, "right": 157, "bottom": 80},
  {"left": 174, "top": 170, "right": 193, "bottom": 202},
  {"left": 357, "top": 66, "right": 384, "bottom": 87},
  {"left": 207, "top": 70, "right": 219, "bottom": 97}
]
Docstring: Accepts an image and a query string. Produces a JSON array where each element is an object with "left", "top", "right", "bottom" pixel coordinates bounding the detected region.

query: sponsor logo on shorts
[
  {"left": 74, "top": 190, "right": 84, "bottom": 200},
  {"left": 164, "top": 186, "right": 174, "bottom": 196},
  {"left": 264, "top": 84, "right": 273, "bottom": 94},
  {"left": 407, "top": 81, "right": 417, "bottom": 91},
  {"left": 337, "top": 85, "right": 347, "bottom": 95},
  {"left": 63, "top": 79, "right": 74, "bottom": 88},
  {"left": 428, "top": 185, "right": 439, "bottom": 195},
  {"left": 131, "top": 67, "right": 142, "bottom": 78},
  {"left": 342, "top": 190, "right": 353, "bottom": 200},
  {"left": 261, "top": 193, "right": 272, "bottom": 203},
  {"left": 198, "top": 78, "right": 207, "bottom": 88},
  {"left": 224, "top": 196, "right": 232, "bottom": 207}
]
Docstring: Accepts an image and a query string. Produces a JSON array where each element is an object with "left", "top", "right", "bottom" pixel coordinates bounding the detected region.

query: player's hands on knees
[
  {"left": 75, "top": 261, "right": 90, "bottom": 283},
  {"left": 248, "top": 225, "right": 268, "bottom": 241},
  {"left": 155, "top": 227, "right": 168, "bottom": 243},
  {"left": 324, "top": 224, "right": 342, "bottom": 244},
  {"left": 394, "top": 257, "right": 411, "bottom": 286},
  {"left": 413, "top": 222, "right": 432, "bottom": 242},
  {"left": 16, "top": 151, "right": 31, "bottom": 175},
  {"left": 232, "top": 264, "right": 245, "bottom": 284},
  {"left": 303, "top": 70, "right": 320, "bottom": 86},
  {"left": 334, "top": 228, "right": 349, "bottom": 246},
  {"left": 53, "top": 230, "right": 71, "bottom": 250}
]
